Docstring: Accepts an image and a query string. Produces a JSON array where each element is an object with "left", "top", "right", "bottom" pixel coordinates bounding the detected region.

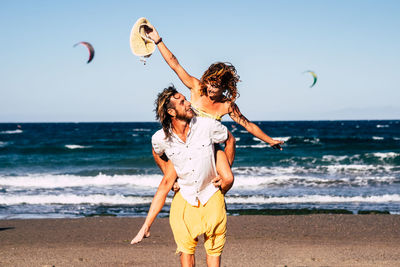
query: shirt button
[
  {"left": 189, "top": 158, "right": 191, "bottom": 160},
  {"left": 195, "top": 180, "right": 197, "bottom": 183},
  {"left": 192, "top": 169, "right": 194, "bottom": 172}
]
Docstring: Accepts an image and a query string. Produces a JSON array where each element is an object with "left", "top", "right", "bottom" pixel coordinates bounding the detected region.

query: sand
[{"left": 1, "top": 215, "right": 400, "bottom": 266}]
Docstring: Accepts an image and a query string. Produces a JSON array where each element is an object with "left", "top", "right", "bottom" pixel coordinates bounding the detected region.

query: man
[{"left": 131, "top": 86, "right": 234, "bottom": 267}]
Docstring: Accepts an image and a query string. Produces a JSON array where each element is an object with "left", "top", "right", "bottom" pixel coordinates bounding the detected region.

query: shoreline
[
  {"left": 1, "top": 207, "right": 394, "bottom": 221},
  {"left": 1, "top": 215, "right": 399, "bottom": 266}
]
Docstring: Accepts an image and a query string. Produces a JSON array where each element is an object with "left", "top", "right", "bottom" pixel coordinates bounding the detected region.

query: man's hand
[
  {"left": 212, "top": 176, "right": 230, "bottom": 195},
  {"left": 172, "top": 179, "right": 180, "bottom": 193},
  {"left": 212, "top": 176, "right": 222, "bottom": 187},
  {"left": 269, "top": 139, "right": 284, "bottom": 150},
  {"left": 131, "top": 224, "right": 150, "bottom": 244}
]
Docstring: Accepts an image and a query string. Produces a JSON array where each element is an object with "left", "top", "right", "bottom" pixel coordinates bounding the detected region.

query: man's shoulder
[
  {"left": 193, "top": 116, "right": 217, "bottom": 126},
  {"left": 152, "top": 129, "right": 166, "bottom": 143}
]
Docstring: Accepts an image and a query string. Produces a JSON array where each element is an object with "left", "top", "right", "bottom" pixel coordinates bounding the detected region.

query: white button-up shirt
[{"left": 152, "top": 117, "right": 228, "bottom": 206}]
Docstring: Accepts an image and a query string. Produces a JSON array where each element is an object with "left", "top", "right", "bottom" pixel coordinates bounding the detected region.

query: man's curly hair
[{"left": 154, "top": 85, "right": 178, "bottom": 139}]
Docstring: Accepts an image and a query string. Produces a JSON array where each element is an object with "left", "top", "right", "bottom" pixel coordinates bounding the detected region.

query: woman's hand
[
  {"left": 143, "top": 25, "right": 161, "bottom": 43},
  {"left": 131, "top": 224, "right": 150, "bottom": 244},
  {"left": 269, "top": 139, "right": 284, "bottom": 150}
]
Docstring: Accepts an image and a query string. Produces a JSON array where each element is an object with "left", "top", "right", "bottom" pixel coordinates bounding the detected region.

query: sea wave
[
  {"left": 65, "top": 144, "right": 92, "bottom": 149},
  {"left": 0, "top": 129, "right": 22, "bottom": 134},
  {"left": 232, "top": 164, "right": 396, "bottom": 176},
  {"left": 376, "top": 124, "right": 389, "bottom": 128},
  {"left": 0, "top": 141, "right": 8, "bottom": 147},
  {"left": 1, "top": 171, "right": 398, "bottom": 190},
  {"left": 322, "top": 155, "right": 351, "bottom": 162},
  {"left": 304, "top": 138, "right": 321, "bottom": 144},
  {"left": 0, "top": 174, "right": 163, "bottom": 188},
  {"left": 232, "top": 174, "right": 398, "bottom": 188},
  {"left": 371, "top": 152, "right": 400, "bottom": 159},
  {"left": 225, "top": 194, "right": 400, "bottom": 204},
  {"left": 0, "top": 194, "right": 165, "bottom": 205},
  {"left": 238, "top": 141, "right": 269, "bottom": 149},
  {"left": 1, "top": 193, "right": 399, "bottom": 206},
  {"left": 273, "top": 136, "right": 291, "bottom": 142},
  {"left": 372, "top": 136, "right": 384, "bottom": 140},
  {"left": 132, "top": 129, "right": 151, "bottom": 132}
]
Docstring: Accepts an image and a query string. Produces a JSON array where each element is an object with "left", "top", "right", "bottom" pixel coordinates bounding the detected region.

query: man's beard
[{"left": 175, "top": 110, "right": 193, "bottom": 121}]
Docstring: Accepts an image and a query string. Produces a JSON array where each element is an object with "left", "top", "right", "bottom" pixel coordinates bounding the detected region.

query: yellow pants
[{"left": 169, "top": 190, "right": 227, "bottom": 256}]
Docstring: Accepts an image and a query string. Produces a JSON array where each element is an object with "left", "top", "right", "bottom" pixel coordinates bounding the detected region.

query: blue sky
[{"left": 1, "top": 0, "right": 399, "bottom": 122}]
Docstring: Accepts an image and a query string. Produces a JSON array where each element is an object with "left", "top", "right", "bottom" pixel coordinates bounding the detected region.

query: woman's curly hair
[
  {"left": 200, "top": 62, "right": 240, "bottom": 102},
  {"left": 154, "top": 85, "right": 178, "bottom": 139}
]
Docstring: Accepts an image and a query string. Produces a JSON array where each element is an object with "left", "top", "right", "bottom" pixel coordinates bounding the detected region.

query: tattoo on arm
[
  {"left": 230, "top": 103, "right": 250, "bottom": 126},
  {"left": 170, "top": 54, "right": 178, "bottom": 63}
]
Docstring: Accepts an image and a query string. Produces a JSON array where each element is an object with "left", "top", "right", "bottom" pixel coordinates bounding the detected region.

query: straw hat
[{"left": 129, "top": 17, "right": 156, "bottom": 61}]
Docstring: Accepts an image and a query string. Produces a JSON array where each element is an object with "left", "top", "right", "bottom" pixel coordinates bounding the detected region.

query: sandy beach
[{"left": 0, "top": 215, "right": 399, "bottom": 266}]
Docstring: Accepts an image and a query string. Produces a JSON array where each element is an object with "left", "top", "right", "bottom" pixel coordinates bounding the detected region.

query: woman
[{"left": 146, "top": 25, "right": 284, "bottom": 175}]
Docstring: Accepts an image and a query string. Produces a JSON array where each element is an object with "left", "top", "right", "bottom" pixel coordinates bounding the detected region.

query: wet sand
[{"left": 1, "top": 215, "right": 400, "bottom": 266}]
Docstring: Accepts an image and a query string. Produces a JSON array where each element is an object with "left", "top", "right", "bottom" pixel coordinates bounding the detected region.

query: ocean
[{"left": 0, "top": 120, "right": 399, "bottom": 219}]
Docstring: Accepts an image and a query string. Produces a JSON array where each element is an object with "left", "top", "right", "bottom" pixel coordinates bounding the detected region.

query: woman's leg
[
  {"left": 224, "top": 131, "right": 236, "bottom": 166},
  {"left": 215, "top": 147, "right": 234, "bottom": 194},
  {"left": 214, "top": 130, "right": 235, "bottom": 194}
]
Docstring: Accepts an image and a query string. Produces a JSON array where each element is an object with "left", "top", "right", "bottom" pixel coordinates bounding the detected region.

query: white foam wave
[
  {"left": 371, "top": 152, "right": 399, "bottom": 159},
  {"left": 394, "top": 137, "right": 400, "bottom": 141},
  {"left": 1, "top": 193, "right": 399, "bottom": 206},
  {"left": 273, "top": 136, "right": 291, "bottom": 142},
  {"left": 232, "top": 174, "right": 398, "bottom": 188},
  {"left": 235, "top": 137, "right": 240, "bottom": 142},
  {"left": 250, "top": 143, "right": 268, "bottom": 148},
  {"left": 322, "top": 155, "right": 350, "bottom": 162},
  {"left": 0, "top": 174, "right": 163, "bottom": 188},
  {"left": 304, "top": 138, "right": 320, "bottom": 144},
  {"left": 376, "top": 124, "right": 389, "bottom": 128},
  {"left": 0, "top": 141, "right": 8, "bottom": 147},
  {"left": 232, "top": 164, "right": 394, "bottom": 177},
  {"left": 0, "top": 165, "right": 397, "bottom": 191},
  {"left": 132, "top": 129, "right": 151, "bottom": 132},
  {"left": 0, "top": 194, "right": 171, "bottom": 205},
  {"left": 238, "top": 140, "right": 269, "bottom": 149},
  {"left": 372, "top": 136, "right": 384, "bottom": 140},
  {"left": 0, "top": 129, "right": 22, "bottom": 134},
  {"left": 65, "top": 144, "right": 91, "bottom": 149},
  {"left": 225, "top": 194, "right": 400, "bottom": 204},
  {"left": 325, "top": 164, "right": 392, "bottom": 174},
  {"left": 237, "top": 144, "right": 269, "bottom": 149}
]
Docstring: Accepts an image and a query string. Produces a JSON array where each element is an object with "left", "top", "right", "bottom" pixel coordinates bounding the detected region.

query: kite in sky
[
  {"left": 303, "top": 70, "right": 318, "bottom": 88},
  {"left": 73, "top": 42, "right": 95, "bottom": 64}
]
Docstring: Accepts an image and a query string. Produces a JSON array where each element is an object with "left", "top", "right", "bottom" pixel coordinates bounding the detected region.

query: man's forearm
[
  {"left": 143, "top": 164, "right": 177, "bottom": 228},
  {"left": 152, "top": 149, "right": 168, "bottom": 174}
]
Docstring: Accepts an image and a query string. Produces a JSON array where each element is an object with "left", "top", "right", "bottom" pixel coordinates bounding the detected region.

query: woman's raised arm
[{"left": 146, "top": 26, "right": 201, "bottom": 90}]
